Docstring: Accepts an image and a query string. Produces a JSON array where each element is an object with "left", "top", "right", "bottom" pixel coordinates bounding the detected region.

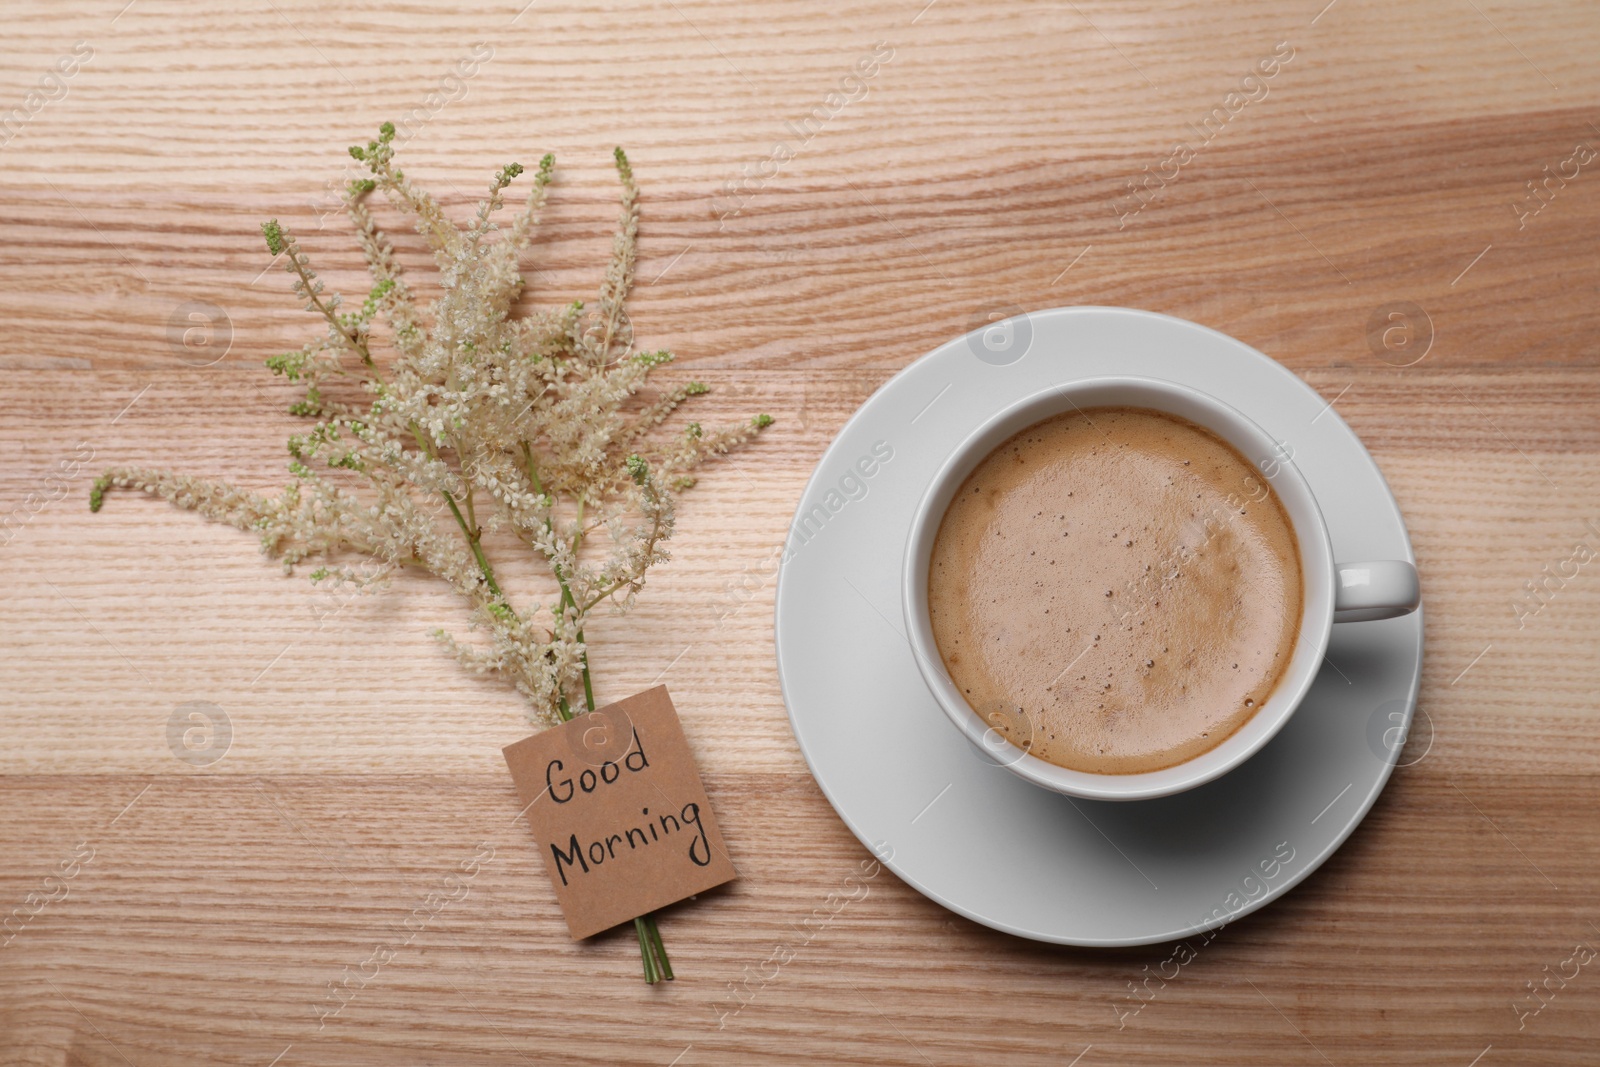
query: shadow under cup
[{"left": 901, "top": 377, "right": 1339, "bottom": 802}]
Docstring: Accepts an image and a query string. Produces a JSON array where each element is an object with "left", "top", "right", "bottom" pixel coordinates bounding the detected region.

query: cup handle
[{"left": 1333, "top": 561, "right": 1420, "bottom": 623}]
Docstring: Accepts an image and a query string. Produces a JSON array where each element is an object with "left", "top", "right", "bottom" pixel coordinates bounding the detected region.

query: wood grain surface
[{"left": 3, "top": 0, "right": 1599, "bottom": 1063}]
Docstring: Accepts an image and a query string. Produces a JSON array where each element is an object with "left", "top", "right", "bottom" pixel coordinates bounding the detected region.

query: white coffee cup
[{"left": 901, "top": 376, "right": 1420, "bottom": 801}]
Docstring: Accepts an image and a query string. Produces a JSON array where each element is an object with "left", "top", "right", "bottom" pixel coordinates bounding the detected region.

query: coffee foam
[{"left": 927, "top": 407, "right": 1303, "bottom": 775}]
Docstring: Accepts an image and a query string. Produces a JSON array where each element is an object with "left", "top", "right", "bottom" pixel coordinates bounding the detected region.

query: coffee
[{"left": 927, "top": 406, "right": 1303, "bottom": 775}]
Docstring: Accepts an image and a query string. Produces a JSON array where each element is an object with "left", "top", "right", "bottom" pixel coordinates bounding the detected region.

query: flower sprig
[{"left": 91, "top": 123, "right": 773, "bottom": 983}]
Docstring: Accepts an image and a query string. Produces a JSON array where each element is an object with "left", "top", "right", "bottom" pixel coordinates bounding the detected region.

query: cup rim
[{"left": 901, "top": 375, "right": 1336, "bottom": 802}]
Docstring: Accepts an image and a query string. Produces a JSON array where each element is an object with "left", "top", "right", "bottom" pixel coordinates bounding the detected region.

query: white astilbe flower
[{"left": 93, "top": 123, "right": 773, "bottom": 728}]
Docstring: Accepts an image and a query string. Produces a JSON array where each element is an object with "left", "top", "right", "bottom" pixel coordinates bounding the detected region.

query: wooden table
[{"left": 3, "top": 1, "right": 1598, "bottom": 1063}]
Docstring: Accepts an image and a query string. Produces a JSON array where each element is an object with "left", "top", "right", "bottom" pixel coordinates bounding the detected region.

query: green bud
[
  {"left": 348, "top": 145, "right": 366, "bottom": 160},
  {"left": 496, "top": 162, "right": 525, "bottom": 188},
  {"left": 753, "top": 414, "right": 774, "bottom": 429},
  {"left": 359, "top": 278, "right": 395, "bottom": 320},
  {"left": 289, "top": 385, "right": 322, "bottom": 418},
  {"left": 378, "top": 121, "right": 396, "bottom": 142},
  {"left": 266, "top": 350, "right": 307, "bottom": 381},
  {"left": 261, "top": 219, "right": 285, "bottom": 256},
  {"left": 88, "top": 475, "right": 109, "bottom": 513},
  {"left": 625, "top": 454, "right": 648, "bottom": 484},
  {"left": 684, "top": 381, "right": 709, "bottom": 396}
]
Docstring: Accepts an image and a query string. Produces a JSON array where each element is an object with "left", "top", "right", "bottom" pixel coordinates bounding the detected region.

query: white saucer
[{"left": 774, "top": 306, "right": 1423, "bottom": 946}]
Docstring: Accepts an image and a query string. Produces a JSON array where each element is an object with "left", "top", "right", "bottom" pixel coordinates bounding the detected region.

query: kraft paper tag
[{"left": 502, "top": 685, "right": 737, "bottom": 940}]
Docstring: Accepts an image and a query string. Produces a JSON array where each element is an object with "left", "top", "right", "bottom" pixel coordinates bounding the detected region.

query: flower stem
[
  {"left": 634, "top": 917, "right": 657, "bottom": 983},
  {"left": 646, "top": 914, "right": 673, "bottom": 980},
  {"left": 439, "top": 446, "right": 668, "bottom": 983},
  {"left": 285, "top": 243, "right": 373, "bottom": 365},
  {"left": 408, "top": 422, "right": 506, "bottom": 608},
  {"left": 441, "top": 489, "right": 504, "bottom": 600},
  {"left": 523, "top": 445, "right": 671, "bottom": 982}
]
